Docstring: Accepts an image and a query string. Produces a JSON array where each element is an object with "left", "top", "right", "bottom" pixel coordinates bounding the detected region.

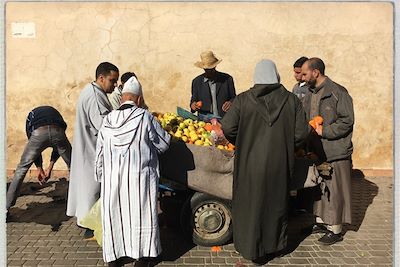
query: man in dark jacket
[
  {"left": 6, "top": 106, "right": 71, "bottom": 211},
  {"left": 221, "top": 59, "right": 308, "bottom": 265},
  {"left": 190, "top": 51, "right": 236, "bottom": 118},
  {"left": 301, "top": 57, "right": 354, "bottom": 245}
]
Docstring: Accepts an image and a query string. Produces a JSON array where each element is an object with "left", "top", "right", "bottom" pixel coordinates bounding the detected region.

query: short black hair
[
  {"left": 95, "top": 62, "right": 119, "bottom": 79},
  {"left": 293, "top": 56, "right": 309, "bottom": 68},
  {"left": 121, "top": 72, "right": 137, "bottom": 84},
  {"left": 308, "top": 57, "right": 325, "bottom": 75}
]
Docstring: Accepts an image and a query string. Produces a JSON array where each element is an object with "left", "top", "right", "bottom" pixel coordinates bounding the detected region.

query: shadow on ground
[
  {"left": 344, "top": 170, "right": 379, "bottom": 233},
  {"left": 7, "top": 178, "right": 71, "bottom": 231},
  {"left": 278, "top": 169, "right": 379, "bottom": 257},
  {"left": 7, "top": 177, "right": 196, "bottom": 263},
  {"left": 6, "top": 169, "right": 381, "bottom": 264},
  {"left": 157, "top": 191, "right": 196, "bottom": 262}
]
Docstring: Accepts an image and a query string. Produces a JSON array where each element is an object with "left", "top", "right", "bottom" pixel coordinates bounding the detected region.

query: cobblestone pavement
[{"left": 6, "top": 175, "right": 392, "bottom": 266}]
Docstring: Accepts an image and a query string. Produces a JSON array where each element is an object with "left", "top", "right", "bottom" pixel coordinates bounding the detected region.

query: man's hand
[
  {"left": 306, "top": 152, "right": 319, "bottom": 161},
  {"left": 45, "top": 162, "right": 55, "bottom": 183},
  {"left": 190, "top": 102, "right": 200, "bottom": 111},
  {"left": 315, "top": 124, "right": 323, "bottom": 136},
  {"left": 222, "top": 101, "right": 232, "bottom": 112},
  {"left": 37, "top": 167, "right": 46, "bottom": 185}
]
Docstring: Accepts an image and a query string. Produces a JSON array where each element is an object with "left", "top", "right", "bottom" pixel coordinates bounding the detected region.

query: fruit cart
[
  {"left": 154, "top": 107, "right": 235, "bottom": 247},
  {"left": 159, "top": 140, "right": 234, "bottom": 247}
]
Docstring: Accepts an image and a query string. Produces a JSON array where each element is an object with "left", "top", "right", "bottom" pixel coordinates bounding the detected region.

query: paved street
[{"left": 6, "top": 174, "right": 392, "bottom": 266}]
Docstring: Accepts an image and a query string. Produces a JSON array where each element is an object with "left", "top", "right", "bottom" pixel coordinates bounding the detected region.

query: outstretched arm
[{"left": 149, "top": 114, "right": 171, "bottom": 154}]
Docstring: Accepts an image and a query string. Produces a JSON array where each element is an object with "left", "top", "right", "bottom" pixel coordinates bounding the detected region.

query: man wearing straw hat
[{"left": 190, "top": 51, "right": 236, "bottom": 118}]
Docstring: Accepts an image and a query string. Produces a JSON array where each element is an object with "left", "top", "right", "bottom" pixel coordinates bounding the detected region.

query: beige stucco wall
[{"left": 6, "top": 2, "right": 393, "bottom": 171}]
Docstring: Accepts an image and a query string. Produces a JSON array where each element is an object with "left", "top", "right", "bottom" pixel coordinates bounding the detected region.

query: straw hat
[{"left": 194, "top": 51, "right": 222, "bottom": 69}]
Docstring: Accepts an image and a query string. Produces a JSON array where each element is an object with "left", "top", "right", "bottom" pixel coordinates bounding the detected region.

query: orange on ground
[{"left": 211, "top": 246, "right": 222, "bottom": 252}]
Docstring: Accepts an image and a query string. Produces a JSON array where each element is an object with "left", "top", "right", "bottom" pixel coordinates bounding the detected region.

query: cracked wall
[{"left": 6, "top": 2, "right": 393, "bottom": 171}]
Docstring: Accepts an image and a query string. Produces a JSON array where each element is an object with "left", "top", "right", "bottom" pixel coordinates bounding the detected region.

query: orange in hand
[
  {"left": 196, "top": 101, "right": 203, "bottom": 108},
  {"left": 204, "top": 123, "right": 212, "bottom": 132},
  {"left": 309, "top": 119, "right": 317, "bottom": 130},
  {"left": 314, "top": 115, "right": 323, "bottom": 125},
  {"left": 309, "top": 115, "right": 323, "bottom": 130}
]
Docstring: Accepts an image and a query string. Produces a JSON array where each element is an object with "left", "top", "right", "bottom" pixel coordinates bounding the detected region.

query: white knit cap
[{"left": 122, "top": 76, "right": 143, "bottom": 96}]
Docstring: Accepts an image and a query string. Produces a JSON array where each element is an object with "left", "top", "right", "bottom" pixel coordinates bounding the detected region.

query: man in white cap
[
  {"left": 108, "top": 71, "right": 136, "bottom": 110},
  {"left": 95, "top": 76, "right": 171, "bottom": 267},
  {"left": 190, "top": 50, "right": 236, "bottom": 118}
]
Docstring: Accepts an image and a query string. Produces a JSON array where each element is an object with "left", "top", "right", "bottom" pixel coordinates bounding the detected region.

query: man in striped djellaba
[{"left": 94, "top": 76, "right": 171, "bottom": 267}]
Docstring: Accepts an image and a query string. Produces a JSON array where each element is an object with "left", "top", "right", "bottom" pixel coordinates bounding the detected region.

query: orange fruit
[
  {"left": 197, "top": 101, "right": 203, "bottom": 108},
  {"left": 211, "top": 246, "right": 221, "bottom": 252},
  {"left": 314, "top": 115, "right": 323, "bottom": 125},
  {"left": 204, "top": 124, "right": 212, "bottom": 132}
]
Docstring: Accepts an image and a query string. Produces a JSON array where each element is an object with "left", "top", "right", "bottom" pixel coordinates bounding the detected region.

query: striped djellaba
[{"left": 95, "top": 102, "right": 171, "bottom": 263}]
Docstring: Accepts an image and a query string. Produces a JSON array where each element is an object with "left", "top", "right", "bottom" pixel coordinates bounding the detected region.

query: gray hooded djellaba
[{"left": 221, "top": 59, "right": 308, "bottom": 260}]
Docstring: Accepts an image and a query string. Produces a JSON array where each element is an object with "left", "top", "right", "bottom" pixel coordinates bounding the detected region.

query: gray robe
[{"left": 67, "top": 82, "right": 113, "bottom": 224}]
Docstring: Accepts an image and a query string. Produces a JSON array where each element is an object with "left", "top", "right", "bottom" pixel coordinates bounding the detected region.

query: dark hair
[
  {"left": 121, "top": 72, "right": 137, "bottom": 84},
  {"left": 308, "top": 58, "right": 325, "bottom": 75},
  {"left": 293, "top": 56, "right": 309, "bottom": 68},
  {"left": 95, "top": 62, "right": 119, "bottom": 79}
]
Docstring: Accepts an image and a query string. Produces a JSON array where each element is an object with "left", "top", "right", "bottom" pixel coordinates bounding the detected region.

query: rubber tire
[{"left": 180, "top": 192, "right": 233, "bottom": 246}]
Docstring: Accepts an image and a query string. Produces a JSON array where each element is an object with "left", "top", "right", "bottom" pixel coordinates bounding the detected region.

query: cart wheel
[{"left": 180, "top": 192, "right": 233, "bottom": 246}]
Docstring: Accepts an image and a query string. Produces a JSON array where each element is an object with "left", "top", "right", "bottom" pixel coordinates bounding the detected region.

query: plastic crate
[{"left": 177, "top": 106, "right": 198, "bottom": 120}]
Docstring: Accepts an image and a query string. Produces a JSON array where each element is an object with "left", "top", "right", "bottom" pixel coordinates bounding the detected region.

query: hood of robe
[
  {"left": 250, "top": 59, "right": 289, "bottom": 126},
  {"left": 101, "top": 102, "right": 146, "bottom": 154},
  {"left": 253, "top": 59, "right": 281, "bottom": 85}
]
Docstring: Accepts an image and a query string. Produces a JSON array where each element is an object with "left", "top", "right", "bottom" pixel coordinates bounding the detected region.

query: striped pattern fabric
[{"left": 95, "top": 103, "right": 170, "bottom": 263}]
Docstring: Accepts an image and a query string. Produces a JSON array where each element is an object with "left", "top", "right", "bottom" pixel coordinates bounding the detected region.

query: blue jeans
[{"left": 6, "top": 125, "right": 72, "bottom": 210}]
